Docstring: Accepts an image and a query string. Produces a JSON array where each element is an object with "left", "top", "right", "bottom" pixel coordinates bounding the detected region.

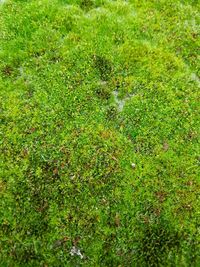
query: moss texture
[{"left": 0, "top": 0, "right": 199, "bottom": 266}]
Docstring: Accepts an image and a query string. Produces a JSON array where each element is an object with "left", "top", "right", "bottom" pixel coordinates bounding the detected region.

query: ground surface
[{"left": 0, "top": 0, "right": 200, "bottom": 266}]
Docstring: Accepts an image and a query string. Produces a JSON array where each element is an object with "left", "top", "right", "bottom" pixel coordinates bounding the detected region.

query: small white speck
[
  {"left": 131, "top": 163, "right": 136, "bottom": 169},
  {"left": 70, "top": 246, "right": 84, "bottom": 259}
]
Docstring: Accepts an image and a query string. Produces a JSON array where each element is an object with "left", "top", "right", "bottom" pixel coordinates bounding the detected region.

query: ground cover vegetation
[{"left": 0, "top": 0, "right": 199, "bottom": 266}]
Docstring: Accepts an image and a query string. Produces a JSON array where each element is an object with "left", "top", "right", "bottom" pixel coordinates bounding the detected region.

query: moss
[{"left": 0, "top": 0, "right": 199, "bottom": 266}]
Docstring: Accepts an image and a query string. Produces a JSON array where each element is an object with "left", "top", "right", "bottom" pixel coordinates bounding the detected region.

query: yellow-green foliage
[{"left": 0, "top": 0, "right": 199, "bottom": 266}]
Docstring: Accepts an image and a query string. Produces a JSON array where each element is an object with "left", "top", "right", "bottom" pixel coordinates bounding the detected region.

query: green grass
[{"left": 0, "top": 0, "right": 199, "bottom": 266}]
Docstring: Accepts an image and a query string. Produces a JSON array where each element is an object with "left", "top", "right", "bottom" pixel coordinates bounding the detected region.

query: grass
[{"left": 0, "top": 0, "right": 199, "bottom": 266}]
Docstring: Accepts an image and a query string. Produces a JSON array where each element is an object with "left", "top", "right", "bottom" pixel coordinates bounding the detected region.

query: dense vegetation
[{"left": 0, "top": 0, "right": 199, "bottom": 266}]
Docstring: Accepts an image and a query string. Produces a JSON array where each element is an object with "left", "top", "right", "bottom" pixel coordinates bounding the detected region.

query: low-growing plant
[{"left": 0, "top": 0, "right": 199, "bottom": 266}]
